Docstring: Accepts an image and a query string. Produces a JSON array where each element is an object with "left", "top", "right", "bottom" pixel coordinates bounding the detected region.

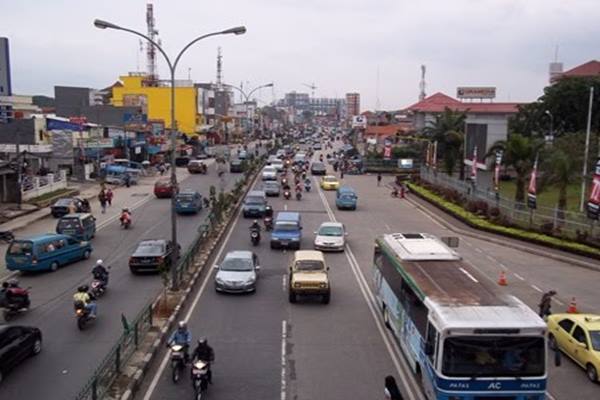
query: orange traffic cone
[
  {"left": 498, "top": 271, "right": 508, "bottom": 286},
  {"left": 567, "top": 297, "right": 578, "bottom": 313}
]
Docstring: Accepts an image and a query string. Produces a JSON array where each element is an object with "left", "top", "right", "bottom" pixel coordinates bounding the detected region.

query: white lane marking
[
  {"left": 281, "top": 320, "right": 287, "bottom": 400},
  {"left": 142, "top": 200, "right": 242, "bottom": 400},
  {"left": 315, "top": 183, "right": 420, "bottom": 400},
  {"left": 513, "top": 273, "right": 525, "bottom": 281},
  {"left": 459, "top": 267, "right": 479, "bottom": 283},
  {"left": 531, "top": 284, "right": 543, "bottom": 293}
]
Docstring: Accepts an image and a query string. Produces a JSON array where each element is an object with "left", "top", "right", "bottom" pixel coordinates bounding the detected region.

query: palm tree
[
  {"left": 487, "top": 134, "right": 543, "bottom": 203},
  {"left": 423, "top": 107, "right": 467, "bottom": 176}
]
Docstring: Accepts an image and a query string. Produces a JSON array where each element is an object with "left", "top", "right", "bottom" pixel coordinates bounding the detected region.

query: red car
[{"left": 154, "top": 178, "right": 175, "bottom": 198}]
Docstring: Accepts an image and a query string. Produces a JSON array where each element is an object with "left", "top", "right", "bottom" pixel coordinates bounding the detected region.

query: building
[
  {"left": 0, "top": 38, "right": 11, "bottom": 97},
  {"left": 346, "top": 93, "right": 360, "bottom": 117},
  {"left": 112, "top": 73, "right": 198, "bottom": 134}
]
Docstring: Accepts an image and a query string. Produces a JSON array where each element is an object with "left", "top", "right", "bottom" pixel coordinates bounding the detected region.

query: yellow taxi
[
  {"left": 320, "top": 175, "right": 340, "bottom": 190},
  {"left": 547, "top": 313, "right": 600, "bottom": 382}
]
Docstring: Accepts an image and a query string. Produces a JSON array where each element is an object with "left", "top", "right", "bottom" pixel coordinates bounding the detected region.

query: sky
[{"left": 2, "top": 0, "right": 600, "bottom": 111}]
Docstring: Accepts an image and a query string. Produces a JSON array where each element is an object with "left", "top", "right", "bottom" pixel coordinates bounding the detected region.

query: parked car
[
  {"left": 214, "top": 251, "right": 260, "bottom": 293},
  {"left": 187, "top": 160, "right": 207, "bottom": 174},
  {"left": 547, "top": 313, "right": 600, "bottom": 382},
  {"left": 262, "top": 181, "right": 281, "bottom": 197},
  {"left": 320, "top": 175, "right": 340, "bottom": 190},
  {"left": 129, "top": 239, "right": 176, "bottom": 274},
  {"left": 230, "top": 159, "right": 244, "bottom": 173},
  {"left": 314, "top": 222, "right": 347, "bottom": 251},
  {"left": 0, "top": 324, "right": 42, "bottom": 382},
  {"left": 288, "top": 250, "right": 330, "bottom": 304},
  {"left": 175, "top": 190, "right": 202, "bottom": 214},
  {"left": 154, "top": 177, "right": 175, "bottom": 198},
  {"left": 56, "top": 213, "right": 96, "bottom": 241},
  {"left": 310, "top": 162, "right": 327, "bottom": 175},
  {"left": 6, "top": 234, "right": 92, "bottom": 272},
  {"left": 50, "top": 197, "right": 90, "bottom": 218}
]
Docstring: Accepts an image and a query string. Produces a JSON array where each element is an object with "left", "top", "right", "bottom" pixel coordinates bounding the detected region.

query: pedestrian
[
  {"left": 98, "top": 190, "right": 107, "bottom": 214},
  {"left": 384, "top": 375, "right": 403, "bottom": 400},
  {"left": 538, "top": 290, "right": 557, "bottom": 319},
  {"left": 106, "top": 188, "right": 114, "bottom": 206},
  {"left": 377, "top": 172, "right": 382, "bottom": 186}
]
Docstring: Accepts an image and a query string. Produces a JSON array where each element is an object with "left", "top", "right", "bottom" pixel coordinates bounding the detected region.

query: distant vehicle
[
  {"left": 230, "top": 159, "right": 244, "bottom": 173},
  {"left": 310, "top": 162, "right": 327, "bottom": 176},
  {"left": 51, "top": 197, "right": 90, "bottom": 218},
  {"left": 547, "top": 313, "right": 600, "bottom": 382},
  {"left": 129, "top": 239, "right": 175, "bottom": 274},
  {"left": 262, "top": 181, "right": 281, "bottom": 197},
  {"left": 187, "top": 160, "right": 207, "bottom": 174},
  {"left": 335, "top": 186, "right": 358, "bottom": 210},
  {"left": 261, "top": 166, "right": 278, "bottom": 181},
  {"left": 288, "top": 250, "right": 330, "bottom": 304},
  {"left": 242, "top": 191, "right": 267, "bottom": 218},
  {"left": 314, "top": 222, "right": 346, "bottom": 251},
  {"left": 214, "top": 250, "right": 260, "bottom": 293},
  {"left": 154, "top": 178, "right": 175, "bottom": 198},
  {"left": 320, "top": 175, "right": 340, "bottom": 190},
  {"left": 373, "top": 233, "right": 547, "bottom": 399},
  {"left": 0, "top": 324, "right": 42, "bottom": 381},
  {"left": 56, "top": 213, "right": 96, "bottom": 241},
  {"left": 175, "top": 190, "right": 202, "bottom": 214},
  {"left": 6, "top": 234, "right": 92, "bottom": 272}
]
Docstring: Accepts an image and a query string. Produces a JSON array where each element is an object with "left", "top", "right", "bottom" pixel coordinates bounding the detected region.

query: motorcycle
[
  {"left": 0, "top": 230, "right": 15, "bottom": 243},
  {"left": 283, "top": 190, "right": 291, "bottom": 200},
  {"left": 74, "top": 300, "right": 95, "bottom": 330},
  {"left": 170, "top": 344, "right": 186, "bottom": 383},
  {"left": 250, "top": 228, "right": 261, "bottom": 246},
  {"left": 1, "top": 286, "right": 31, "bottom": 321},
  {"left": 191, "top": 360, "right": 210, "bottom": 400}
]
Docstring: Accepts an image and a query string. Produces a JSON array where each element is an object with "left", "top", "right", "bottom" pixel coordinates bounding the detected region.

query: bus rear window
[{"left": 8, "top": 241, "right": 34, "bottom": 256}]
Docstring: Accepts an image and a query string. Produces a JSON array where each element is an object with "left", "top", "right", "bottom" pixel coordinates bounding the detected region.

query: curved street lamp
[{"left": 94, "top": 19, "right": 246, "bottom": 290}]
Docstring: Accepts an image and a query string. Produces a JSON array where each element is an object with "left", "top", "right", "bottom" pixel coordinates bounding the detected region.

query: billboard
[{"left": 457, "top": 87, "right": 496, "bottom": 99}]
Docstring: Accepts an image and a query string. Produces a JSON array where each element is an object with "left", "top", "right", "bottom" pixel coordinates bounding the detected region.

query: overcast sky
[{"left": 2, "top": 0, "right": 599, "bottom": 110}]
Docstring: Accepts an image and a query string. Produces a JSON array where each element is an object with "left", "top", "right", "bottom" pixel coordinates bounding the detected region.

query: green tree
[{"left": 423, "top": 107, "right": 467, "bottom": 176}]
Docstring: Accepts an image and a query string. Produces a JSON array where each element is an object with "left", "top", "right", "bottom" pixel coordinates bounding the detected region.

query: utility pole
[{"left": 580, "top": 86, "right": 594, "bottom": 212}]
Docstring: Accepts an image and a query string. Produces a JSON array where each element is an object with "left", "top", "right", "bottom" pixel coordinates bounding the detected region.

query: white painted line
[
  {"left": 281, "top": 320, "right": 287, "bottom": 400},
  {"left": 513, "top": 273, "right": 525, "bottom": 281},
  {"left": 142, "top": 200, "right": 242, "bottom": 400},
  {"left": 459, "top": 267, "right": 479, "bottom": 283},
  {"left": 531, "top": 284, "right": 543, "bottom": 293}
]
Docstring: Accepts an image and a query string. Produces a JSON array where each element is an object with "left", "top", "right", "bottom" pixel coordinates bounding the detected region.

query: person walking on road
[
  {"left": 377, "top": 173, "right": 382, "bottom": 186},
  {"left": 538, "top": 290, "right": 557, "bottom": 318},
  {"left": 98, "top": 190, "right": 107, "bottom": 214},
  {"left": 384, "top": 375, "right": 403, "bottom": 400},
  {"left": 106, "top": 188, "right": 114, "bottom": 206}
]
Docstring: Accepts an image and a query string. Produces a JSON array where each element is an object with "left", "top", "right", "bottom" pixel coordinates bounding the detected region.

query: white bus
[{"left": 373, "top": 233, "right": 548, "bottom": 400}]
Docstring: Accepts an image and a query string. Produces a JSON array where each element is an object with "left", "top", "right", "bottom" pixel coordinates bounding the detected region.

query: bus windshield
[{"left": 442, "top": 336, "right": 545, "bottom": 377}]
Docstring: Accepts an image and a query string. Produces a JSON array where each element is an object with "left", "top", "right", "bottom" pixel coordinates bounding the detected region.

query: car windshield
[
  {"left": 319, "top": 226, "right": 343, "bottom": 236},
  {"left": 8, "top": 241, "right": 33, "bottom": 255},
  {"left": 442, "top": 336, "right": 545, "bottom": 377},
  {"left": 57, "top": 219, "right": 80, "bottom": 230},
  {"left": 221, "top": 257, "right": 253, "bottom": 271},
  {"left": 295, "top": 259, "right": 324, "bottom": 271},
  {"left": 245, "top": 196, "right": 264, "bottom": 205},
  {"left": 591, "top": 331, "right": 600, "bottom": 351},
  {"left": 136, "top": 242, "right": 165, "bottom": 255},
  {"left": 275, "top": 221, "right": 298, "bottom": 231}
]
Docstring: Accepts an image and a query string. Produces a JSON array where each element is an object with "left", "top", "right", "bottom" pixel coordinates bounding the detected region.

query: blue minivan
[
  {"left": 335, "top": 186, "right": 358, "bottom": 210},
  {"left": 175, "top": 190, "right": 203, "bottom": 214},
  {"left": 6, "top": 234, "right": 93, "bottom": 272},
  {"left": 270, "top": 212, "right": 302, "bottom": 249}
]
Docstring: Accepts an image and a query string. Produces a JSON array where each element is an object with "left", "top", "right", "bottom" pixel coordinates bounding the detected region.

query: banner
[
  {"left": 494, "top": 150, "right": 503, "bottom": 192},
  {"left": 470, "top": 146, "right": 478, "bottom": 182},
  {"left": 527, "top": 153, "right": 539, "bottom": 209},
  {"left": 587, "top": 158, "right": 600, "bottom": 220}
]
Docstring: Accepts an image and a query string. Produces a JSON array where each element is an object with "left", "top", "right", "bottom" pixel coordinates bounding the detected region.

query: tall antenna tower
[
  {"left": 216, "top": 47, "right": 223, "bottom": 89},
  {"left": 146, "top": 2, "right": 159, "bottom": 83},
  {"left": 419, "top": 65, "right": 427, "bottom": 101}
]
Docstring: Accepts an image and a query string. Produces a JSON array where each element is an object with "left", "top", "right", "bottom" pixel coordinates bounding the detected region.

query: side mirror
[
  {"left": 213, "top": 264, "right": 219, "bottom": 270},
  {"left": 554, "top": 349, "right": 562, "bottom": 367}
]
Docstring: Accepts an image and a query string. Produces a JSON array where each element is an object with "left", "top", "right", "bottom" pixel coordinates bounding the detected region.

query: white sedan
[{"left": 314, "top": 222, "right": 347, "bottom": 252}]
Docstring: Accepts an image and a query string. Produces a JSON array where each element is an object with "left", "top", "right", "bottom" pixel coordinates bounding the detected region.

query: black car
[
  {"left": 129, "top": 239, "right": 176, "bottom": 274},
  {"left": 0, "top": 325, "right": 42, "bottom": 382},
  {"left": 230, "top": 159, "right": 244, "bottom": 173},
  {"left": 310, "top": 162, "right": 327, "bottom": 175},
  {"left": 51, "top": 197, "right": 90, "bottom": 218}
]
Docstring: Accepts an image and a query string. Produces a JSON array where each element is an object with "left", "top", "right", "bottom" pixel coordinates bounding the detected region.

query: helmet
[
  {"left": 78, "top": 285, "right": 88, "bottom": 292},
  {"left": 96, "top": 259, "right": 103, "bottom": 266},
  {"left": 7, "top": 278, "right": 19, "bottom": 287},
  {"left": 178, "top": 321, "right": 187, "bottom": 330}
]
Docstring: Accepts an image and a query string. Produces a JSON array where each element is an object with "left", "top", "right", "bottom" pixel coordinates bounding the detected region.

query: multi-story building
[{"left": 345, "top": 93, "right": 360, "bottom": 117}]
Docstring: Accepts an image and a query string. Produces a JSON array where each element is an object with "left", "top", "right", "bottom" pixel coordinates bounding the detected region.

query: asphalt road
[
  {"left": 0, "top": 156, "right": 247, "bottom": 400},
  {"left": 139, "top": 142, "right": 600, "bottom": 400}
]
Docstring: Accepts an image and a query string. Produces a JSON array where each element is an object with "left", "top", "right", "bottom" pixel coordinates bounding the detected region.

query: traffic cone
[
  {"left": 567, "top": 297, "right": 578, "bottom": 313},
  {"left": 497, "top": 271, "right": 508, "bottom": 286}
]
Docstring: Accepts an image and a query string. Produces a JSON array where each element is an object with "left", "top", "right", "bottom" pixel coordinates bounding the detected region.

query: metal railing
[{"left": 420, "top": 167, "right": 599, "bottom": 240}]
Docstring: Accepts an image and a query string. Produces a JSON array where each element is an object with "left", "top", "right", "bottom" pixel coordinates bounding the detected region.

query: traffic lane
[
  {"left": 148, "top": 190, "right": 287, "bottom": 400},
  {"left": 326, "top": 174, "right": 600, "bottom": 398},
  {"left": 0, "top": 170, "right": 241, "bottom": 399}
]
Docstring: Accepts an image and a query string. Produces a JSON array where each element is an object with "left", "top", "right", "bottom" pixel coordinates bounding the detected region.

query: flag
[
  {"left": 587, "top": 158, "right": 600, "bottom": 219},
  {"left": 494, "top": 150, "right": 503, "bottom": 192},
  {"left": 470, "top": 146, "right": 478, "bottom": 182},
  {"left": 432, "top": 141, "right": 438, "bottom": 170},
  {"left": 527, "top": 153, "right": 539, "bottom": 209}
]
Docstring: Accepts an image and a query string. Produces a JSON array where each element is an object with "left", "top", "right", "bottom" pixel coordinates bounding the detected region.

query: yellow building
[{"left": 112, "top": 73, "right": 198, "bottom": 135}]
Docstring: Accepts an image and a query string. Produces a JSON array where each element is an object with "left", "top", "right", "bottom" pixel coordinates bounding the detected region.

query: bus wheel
[{"left": 383, "top": 307, "right": 391, "bottom": 329}]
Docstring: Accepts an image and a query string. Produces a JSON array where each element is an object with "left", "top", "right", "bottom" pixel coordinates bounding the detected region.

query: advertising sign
[
  {"left": 457, "top": 87, "right": 496, "bottom": 99},
  {"left": 527, "top": 154, "right": 539, "bottom": 209},
  {"left": 587, "top": 158, "right": 600, "bottom": 220}
]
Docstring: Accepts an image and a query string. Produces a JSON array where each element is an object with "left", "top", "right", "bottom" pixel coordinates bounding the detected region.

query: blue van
[
  {"left": 270, "top": 212, "right": 302, "bottom": 249},
  {"left": 175, "top": 190, "right": 203, "bottom": 214},
  {"left": 56, "top": 213, "right": 96, "bottom": 241},
  {"left": 6, "top": 234, "right": 93, "bottom": 272},
  {"left": 335, "top": 186, "right": 358, "bottom": 210}
]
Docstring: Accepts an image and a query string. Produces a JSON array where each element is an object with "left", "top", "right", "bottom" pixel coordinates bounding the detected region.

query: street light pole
[
  {"left": 580, "top": 86, "right": 595, "bottom": 212},
  {"left": 94, "top": 19, "right": 246, "bottom": 290}
]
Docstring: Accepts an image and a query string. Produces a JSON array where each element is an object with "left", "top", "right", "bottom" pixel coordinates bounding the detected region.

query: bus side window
[{"left": 425, "top": 323, "right": 438, "bottom": 364}]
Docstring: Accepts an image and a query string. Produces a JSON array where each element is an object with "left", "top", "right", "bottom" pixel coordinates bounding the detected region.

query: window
[
  {"left": 571, "top": 326, "right": 588, "bottom": 346},
  {"left": 558, "top": 319, "right": 575, "bottom": 333}
]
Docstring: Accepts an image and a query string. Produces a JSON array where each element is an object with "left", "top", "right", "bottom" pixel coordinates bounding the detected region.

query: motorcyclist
[
  {"left": 120, "top": 207, "right": 132, "bottom": 226},
  {"left": 192, "top": 337, "right": 215, "bottom": 383},
  {"left": 92, "top": 259, "right": 109, "bottom": 287},
  {"left": 168, "top": 321, "right": 192, "bottom": 362},
  {"left": 73, "top": 285, "right": 97, "bottom": 318}
]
